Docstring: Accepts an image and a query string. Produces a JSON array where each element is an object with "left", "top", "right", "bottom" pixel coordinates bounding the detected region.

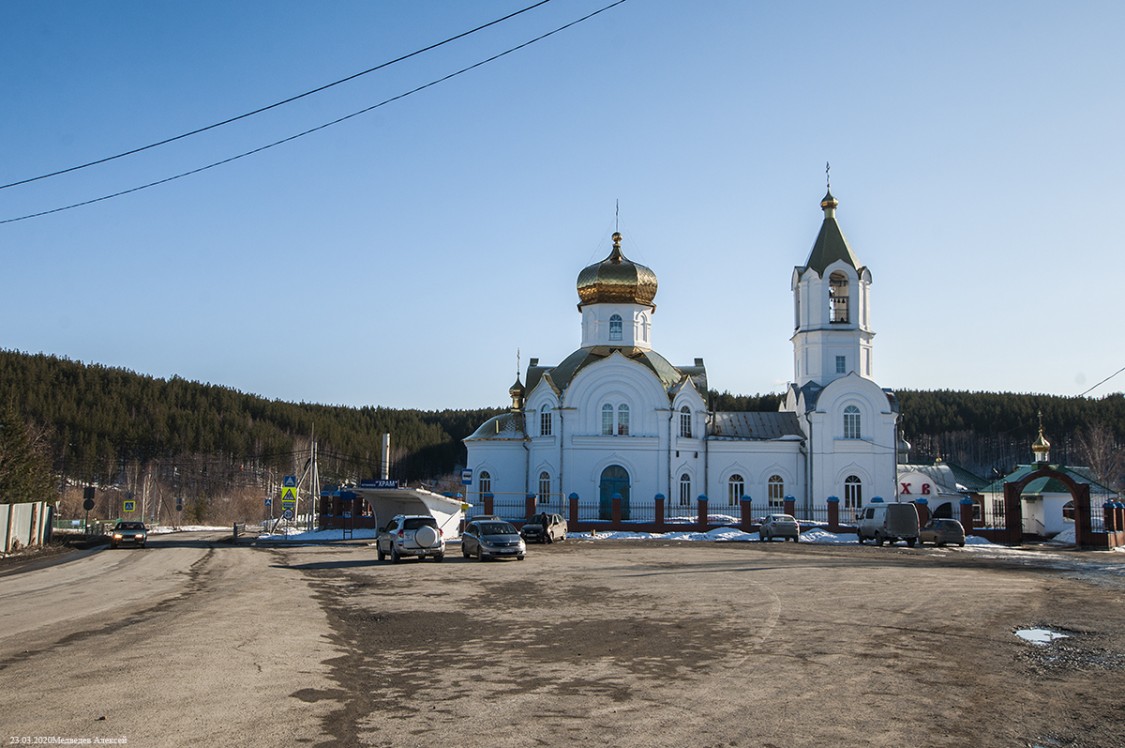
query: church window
[
  {"left": 539, "top": 409, "right": 552, "bottom": 437},
  {"left": 609, "top": 314, "right": 623, "bottom": 341},
  {"left": 679, "top": 406, "right": 692, "bottom": 438},
  {"left": 601, "top": 404, "right": 614, "bottom": 435},
  {"left": 844, "top": 475, "right": 862, "bottom": 511},
  {"left": 538, "top": 472, "right": 551, "bottom": 504},
  {"left": 617, "top": 404, "right": 630, "bottom": 435},
  {"left": 768, "top": 475, "right": 784, "bottom": 508},
  {"left": 836, "top": 355, "right": 846, "bottom": 374},
  {"left": 843, "top": 405, "right": 861, "bottom": 439},
  {"left": 829, "top": 272, "right": 849, "bottom": 323},
  {"left": 679, "top": 474, "right": 691, "bottom": 507},
  {"left": 479, "top": 471, "right": 492, "bottom": 501},
  {"left": 639, "top": 313, "right": 650, "bottom": 342},
  {"left": 727, "top": 474, "right": 744, "bottom": 507}
]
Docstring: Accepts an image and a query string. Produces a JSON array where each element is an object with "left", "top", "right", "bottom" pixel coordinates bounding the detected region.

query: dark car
[
  {"left": 918, "top": 518, "right": 966, "bottom": 547},
  {"left": 462, "top": 519, "right": 526, "bottom": 561},
  {"left": 110, "top": 521, "right": 147, "bottom": 549}
]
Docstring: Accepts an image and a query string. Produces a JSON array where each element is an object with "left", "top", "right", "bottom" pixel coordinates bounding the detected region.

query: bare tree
[{"left": 1073, "top": 423, "right": 1124, "bottom": 493}]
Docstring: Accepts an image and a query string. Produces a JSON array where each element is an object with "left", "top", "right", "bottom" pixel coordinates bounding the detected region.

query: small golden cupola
[
  {"left": 576, "top": 232, "right": 658, "bottom": 311},
  {"left": 508, "top": 377, "right": 525, "bottom": 413},
  {"left": 1031, "top": 412, "right": 1051, "bottom": 463}
]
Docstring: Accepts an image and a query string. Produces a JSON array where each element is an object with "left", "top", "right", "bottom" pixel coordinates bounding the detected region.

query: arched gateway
[{"left": 1004, "top": 466, "right": 1093, "bottom": 546}]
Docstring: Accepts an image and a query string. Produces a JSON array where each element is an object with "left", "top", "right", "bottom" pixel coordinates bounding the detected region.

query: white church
[{"left": 465, "top": 190, "right": 901, "bottom": 522}]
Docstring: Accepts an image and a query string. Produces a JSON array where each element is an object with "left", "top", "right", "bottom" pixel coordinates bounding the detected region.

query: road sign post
[{"left": 83, "top": 486, "right": 95, "bottom": 534}]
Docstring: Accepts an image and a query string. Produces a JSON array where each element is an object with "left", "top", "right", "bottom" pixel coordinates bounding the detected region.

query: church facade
[{"left": 465, "top": 190, "right": 900, "bottom": 521}]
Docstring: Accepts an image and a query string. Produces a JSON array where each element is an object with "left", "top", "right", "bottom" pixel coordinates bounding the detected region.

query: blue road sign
[
  {"left": 265, "top": 498, "right": 272, "bottom": 506},
  {"left": 461, "top": 468, "right": 473, "bottom": 485},
  {"left": 283, "top": 475, "right": 297, "bottom": 488}
]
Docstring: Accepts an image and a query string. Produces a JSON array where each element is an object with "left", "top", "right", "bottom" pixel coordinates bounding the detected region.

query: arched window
[
  {"left": 768, "top": 475, "right": 784, "bottom": 508},
  {"left": 728, "top": 474, "right": 744, "bottom": 507},
  {"left": 479, "top": 471, "right": 492, "bottom": 501},
  {"left": 639, "top": 313, "right": 650, "bottom": 342},
  {"left": 617, "top": 404, "right": 630, "bottom": 435},
  {"left": 609, "top": 314, "right": 623, "bottom": 341},
  {"left": 539, "top": 408, "right": 552, "bottom": 437},
  {"left": 829, "top": 272, "right": 849, "bottom": 323},
  {"left": 601, "top": 404, "right": 614, "bottom": 435},
  {"left": 843, "top": 405, "right": 861, "bottom": 439},
  {"left": 679, "top": 406, "right": 692, "bottom": 438},
  {"left": 538, "top": 471, "right": 551, "bottom": 504},
  {"left": 844, "top": 475, "right": 862, "bottom": 511},
  {"left": 679, "top": 473, "right": 691, "bottom": 507}
]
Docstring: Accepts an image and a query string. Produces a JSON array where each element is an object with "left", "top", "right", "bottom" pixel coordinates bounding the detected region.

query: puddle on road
[{"left": 1015, "top": 627, "right": 1070, "bottom": 646}]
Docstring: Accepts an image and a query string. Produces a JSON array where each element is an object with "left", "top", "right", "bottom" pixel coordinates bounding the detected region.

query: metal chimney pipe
[{"left": 381, "top": 433, "right": 390, "bottom": 480}]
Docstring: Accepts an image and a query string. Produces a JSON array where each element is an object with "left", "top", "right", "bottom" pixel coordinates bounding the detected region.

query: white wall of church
[{"left": 800, "top": 375, "right": 898, "bottom": 513}]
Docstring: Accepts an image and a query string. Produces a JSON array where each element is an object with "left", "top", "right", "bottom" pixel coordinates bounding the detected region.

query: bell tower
[{"left": 791, "top": 189, "right": 874, "bottom": 388}]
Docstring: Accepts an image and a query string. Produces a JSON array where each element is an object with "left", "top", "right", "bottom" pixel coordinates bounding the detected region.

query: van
[{"left": 856, "top": 502, "right": 919, "bottom": 547}]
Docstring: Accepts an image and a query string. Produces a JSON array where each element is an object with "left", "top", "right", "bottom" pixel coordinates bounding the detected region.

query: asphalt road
[{"left": 2, "top": 533, "right": 1124, "bottom": 747}]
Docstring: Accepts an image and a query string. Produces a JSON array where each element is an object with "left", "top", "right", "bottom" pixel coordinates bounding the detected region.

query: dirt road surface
[{"left": 2, "top": 533, "right": 1124, "bottom": 747}]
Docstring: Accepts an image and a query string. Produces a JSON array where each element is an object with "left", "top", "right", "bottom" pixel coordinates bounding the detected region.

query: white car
[
  {"left": 376, "top": 515, "right": 445, "bottom": 563},
  {"left": 759, "top": 514, "right": 800, "bottom": 542}
]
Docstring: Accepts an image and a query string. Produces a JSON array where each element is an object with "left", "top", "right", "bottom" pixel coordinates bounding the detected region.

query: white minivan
[{"left": 856, "top": 503, "right": 919, "bottom": 547}]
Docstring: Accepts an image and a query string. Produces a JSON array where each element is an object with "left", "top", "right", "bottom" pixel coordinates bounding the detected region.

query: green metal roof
[
  {"left": 803, "top": 214, "right": 862, "bottom": 275},
  {"left": 801, "top": 192, "right": 863, "bottom": 276},
  {"left": 980, "top": 464, "right": 1118, "bottom": 496}
]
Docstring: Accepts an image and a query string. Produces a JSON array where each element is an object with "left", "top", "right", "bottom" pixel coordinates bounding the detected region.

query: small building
[
  {"left": 978, "top": 422, "right": 1120, "bottom": 538},
  {"left": 896, "top": 461, "right": 984, "bottom": 521}
]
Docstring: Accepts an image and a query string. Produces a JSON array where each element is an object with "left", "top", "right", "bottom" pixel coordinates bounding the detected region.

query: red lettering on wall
[
  {"left": 921, "top": 483, "right": 931, "bottom": 495},
  {"left": 900, "top": 482, "right": 912, "bottom": 495}
]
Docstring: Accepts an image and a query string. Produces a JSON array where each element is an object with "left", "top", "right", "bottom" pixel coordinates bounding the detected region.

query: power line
[
  {"left": 1078, "top": 365, "right": 1125, "bottom": 397},
  {"left": 1, "top": 0, "right": 628, "bottom": 225},
  {"left": 0, "top": 0, "right": 556, "bottom": 192}
]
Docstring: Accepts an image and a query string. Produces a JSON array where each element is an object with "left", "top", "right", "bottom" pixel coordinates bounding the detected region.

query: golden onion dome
[
  {"left": 1032, "top": 426, "right": 1051, "bottom": 458},
  {"left": 576, "top": 232, "right": 658, "bottom": 309}
]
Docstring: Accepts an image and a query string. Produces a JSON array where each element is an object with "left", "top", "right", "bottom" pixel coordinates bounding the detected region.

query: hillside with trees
[{"left": 2, "top": 349, "right": 1122, "bottom": 523}]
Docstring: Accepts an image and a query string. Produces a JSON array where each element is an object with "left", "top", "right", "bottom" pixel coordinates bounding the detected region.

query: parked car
[
  {"left": 110, "top": 521, "right": 147, "bottom": 549},
  {"left": 462, "top": 519, "right": 526, "bottom": 561},
  {"left": 856, "top": 503, "right": 919, "bottom": 547},
  {"left": 520, "top": 512, "right": 567, "bottom": 544},
  {"left": 376, "top": 515, "right": 445, "bottom": 563},
  {"left": 759, "top": 514, "right": 800, "bottom": 542},
  {"left": 918, "top": 518, "right": 966, "bottom": 547}
]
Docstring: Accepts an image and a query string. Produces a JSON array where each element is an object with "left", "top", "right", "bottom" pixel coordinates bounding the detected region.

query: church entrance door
[{"left": 599, "top": 465, "right": 630, "bottom": 521}]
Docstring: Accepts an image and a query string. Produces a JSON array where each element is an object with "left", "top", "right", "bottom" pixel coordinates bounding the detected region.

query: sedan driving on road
[{"left": 110, "top": 521, "right": 148, "bottom": 549}]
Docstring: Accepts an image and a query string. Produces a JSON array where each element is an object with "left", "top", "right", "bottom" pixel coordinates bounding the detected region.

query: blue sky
[{"left": 3, "top": 1, "right": 1123, "bottom": 410}]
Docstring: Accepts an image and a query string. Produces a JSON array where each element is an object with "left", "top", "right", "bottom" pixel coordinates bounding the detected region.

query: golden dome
[
  {"left": 576, "top": 232, "right": 658, "bottom": 309},
  {"left": 1032, "top": 426, "right": 1051, "bottom": 459}
]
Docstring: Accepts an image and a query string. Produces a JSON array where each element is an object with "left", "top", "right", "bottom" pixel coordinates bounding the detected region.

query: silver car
[
  {"left": 759, "top": 513, "right": 800, "bottom": 542},
  {"left": 918, "top": 518, "right": 966, "bottom": 547},
  {"left": 462, "top": 520, "right": 526, "bottom": 561}
]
